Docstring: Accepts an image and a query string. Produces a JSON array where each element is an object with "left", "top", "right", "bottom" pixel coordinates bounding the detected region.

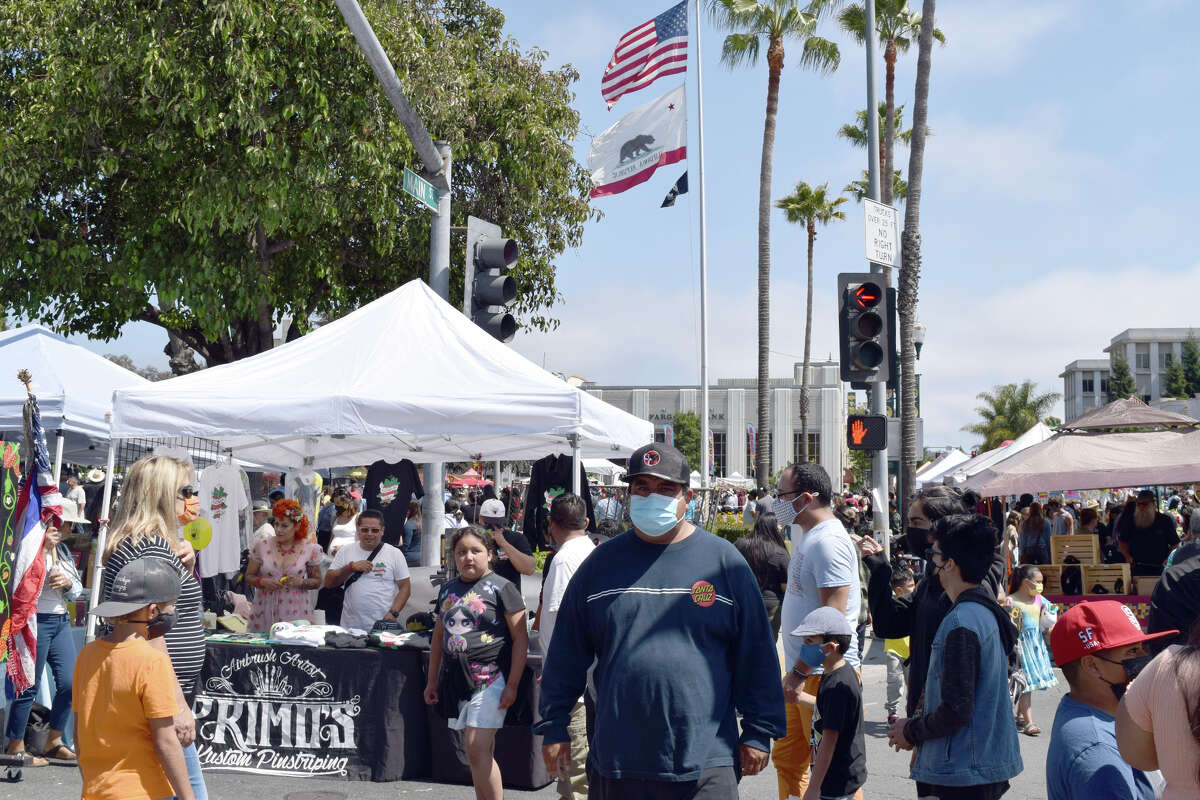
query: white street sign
[{"left": 864, "top": 198, "right": 899, "bottom": 268}]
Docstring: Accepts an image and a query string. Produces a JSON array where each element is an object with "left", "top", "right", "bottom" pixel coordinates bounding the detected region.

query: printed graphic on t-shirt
[
  {"left": 543, "top": 486, "right": 565, "bottom": 510},
  {"left": 691, "top": 580, "right": 716, "bottom": 607},
  {"left": 210, "top": 485, "right": 229, "bottom": 518},
  {"left": 378, "top": 476, "right": 400, "bottom": 507}
]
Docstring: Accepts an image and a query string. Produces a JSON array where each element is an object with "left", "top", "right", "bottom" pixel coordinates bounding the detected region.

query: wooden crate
[
  {"left": 1051, "top": 534, "right": 1100, "bottom": 566},
  {"left": 1135, "top": 576, "right": 1160, "bottom": 597},
  {"left": 1083, "top": 564, "right": 1131, "bottom": 595},
  {"left": 1037, "top": 565, "right": 1063, "bottom": 595}
]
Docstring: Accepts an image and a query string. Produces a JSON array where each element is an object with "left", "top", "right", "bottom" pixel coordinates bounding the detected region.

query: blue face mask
[
  {"left": 799, "top": 642, "right": 828, "bottom": 668},
  {"left": 629, "top": 492, "right": 682, "bottom": 537}
]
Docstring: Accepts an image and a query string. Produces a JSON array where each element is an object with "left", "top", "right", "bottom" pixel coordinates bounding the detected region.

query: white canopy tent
[
  {"left": 583, "top": 458, "right": 627, "bottom": 482},
  {"left": 0, "top": 325, "right": 148, "bottom": 475},
  {"left": 110, "top": 280, "right": 652, "bottom": 466},
  {"left": 915, "top": 448, "right": 970, "bottom": 487},
  {"left": 944, "top": 423, "right": 1054, "bottom": 485}
]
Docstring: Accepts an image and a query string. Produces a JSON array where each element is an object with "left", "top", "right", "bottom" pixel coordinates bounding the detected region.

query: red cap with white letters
[{"left": 1050, "top": 600, "right": 1177, "bottom": 666}]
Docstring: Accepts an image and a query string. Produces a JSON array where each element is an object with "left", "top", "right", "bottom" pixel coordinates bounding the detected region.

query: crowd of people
[{"left": 8, "top": 443, "right": 1200, "bottom": 800}]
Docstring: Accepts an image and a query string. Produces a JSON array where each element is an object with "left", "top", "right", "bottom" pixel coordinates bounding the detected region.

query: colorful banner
[{"left": 663, "top": 422, "right": 675, "bottom": 447}]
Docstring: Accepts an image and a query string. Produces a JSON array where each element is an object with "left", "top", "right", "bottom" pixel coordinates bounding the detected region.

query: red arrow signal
[{"left": 852, "top": 282, "right": 883, "bottom": 310}]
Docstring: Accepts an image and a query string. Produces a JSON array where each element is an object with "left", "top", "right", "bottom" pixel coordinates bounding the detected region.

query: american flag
[
  {"left": 601, "top": 1, "right": 688, "bottom": 109},
  {"left": 5, "top": 390, "right": 59, "bottom": 695}
]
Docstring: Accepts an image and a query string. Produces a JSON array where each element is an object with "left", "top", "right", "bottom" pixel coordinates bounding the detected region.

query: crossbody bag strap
[{"left": 343, "top": 543, "right": 385, "bottom": 590}]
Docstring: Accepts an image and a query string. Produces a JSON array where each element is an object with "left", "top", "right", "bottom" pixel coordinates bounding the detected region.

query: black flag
[{"left": 661, "top": 171, "right": 688, "bottom": 207}]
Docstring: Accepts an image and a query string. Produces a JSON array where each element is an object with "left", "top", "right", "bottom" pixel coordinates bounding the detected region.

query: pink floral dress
[{"left": 249, "top": 538, "right": 323, "bottom": 632}]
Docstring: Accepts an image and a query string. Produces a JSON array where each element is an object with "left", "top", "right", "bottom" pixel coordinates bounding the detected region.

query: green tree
[
  {"left": 709, "top": 0, "right": 839, "bottom": 488},
  {"left": 845, "top": 170, "right": 907, "bottom": 204},
  {"left": 1165, "top": 359, "right": 1190, "bottom": 398},
  {"left": 0, "top": 0, "right": 591, "bottom": 370},
  {"left": 776, "top": 181, "right": 846, "bottom": 461},
  {"left": 672, "top": 412, "right": 703, "bottom": 475},
  {"left": 1183, "top": 333, "right": 1200, "bottom": 396},
  {"left": 897, "top": 0, "right": 938, "bottom": 507},
  {"left": 839, "top": 104, "right": 920, "bottom": 204},
  {"left": 962, "top": 381, "right": 1061, "bottom": 451},
  {"left": 838, "top": 0, "right": 943, "bottom": 217},
  {"left": 1107, "top": 354, "right": 1136, "bottom": 402},
  {"left": 1043, "top": 416, "right": 1062, "bottom": 430}
]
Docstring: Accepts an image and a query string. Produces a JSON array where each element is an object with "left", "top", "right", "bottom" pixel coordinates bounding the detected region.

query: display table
[
  {"left": 193, "top": 641, "right": 429, "bottom": 781},
  {"left": 1046, "top": 595, "right": 1152, "bottom": 627}
]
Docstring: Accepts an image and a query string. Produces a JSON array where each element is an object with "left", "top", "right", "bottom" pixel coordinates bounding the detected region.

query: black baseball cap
[
  {"left": 622, "top": 443, "right": 690, "bottom": 486},
  {"left": 90, "top": 557, "right": 180, "bottom": 618}
]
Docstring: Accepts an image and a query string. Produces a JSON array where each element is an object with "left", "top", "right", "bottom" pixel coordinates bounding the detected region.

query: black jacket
[
  {"left": 866, "top": 546, "right": 1006, "bottom": 718},
  {"left": 1148, "top": 552, "right": 1200, "bottom": 653},
  {"left": 523, "top": 455, "right": 596, "bottom": 549}
]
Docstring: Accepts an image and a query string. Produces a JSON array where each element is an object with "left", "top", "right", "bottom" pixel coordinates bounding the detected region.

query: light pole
[{"left": 914, "top": 321, "right": 926, "bottom": 416}]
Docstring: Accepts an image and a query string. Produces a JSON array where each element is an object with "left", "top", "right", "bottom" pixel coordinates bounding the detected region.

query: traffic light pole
[
  {"left": 864, "top": 0, "right": 891, "bottom": 557},
  {"left": 335, "top": 0, "right": 450, "bottom": 568}
]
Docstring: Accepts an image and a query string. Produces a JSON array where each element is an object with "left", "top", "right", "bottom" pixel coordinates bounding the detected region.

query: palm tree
[
  {"left": 837, "top": 102, "right": 915, "bottom": 179},
  {"left": 898, "top": 0, "right": 937, "bottom": 509},
  {"left": 777, "top": 182, "right": 846, "bottom": 461},
  {"left": 838, "top": 1, "right": 943, "bottom": 210},
  {"left": 710, "top": 0, "right": 839, "bottom": 488},
  {"left": 845, "top": 169, "right": 907, "bottom": 204},
  {"left": 962, "top": 381, "right": 1061, "bottom": 451}
]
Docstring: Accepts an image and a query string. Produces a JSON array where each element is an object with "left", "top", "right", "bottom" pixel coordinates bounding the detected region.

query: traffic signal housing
[
  {"left": 465, "top": 216, "right": 518, "bottom": 342},
  {"left": 838, "top": 272, "right": 891, "bottom": 384},
  {"left": 846, "top": 414, "right": 887, "bottom": 451}
]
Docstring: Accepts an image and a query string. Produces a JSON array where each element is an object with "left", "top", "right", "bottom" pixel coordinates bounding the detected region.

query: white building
[
  {"left": 1059, "top": 359, "right": 1111, "bottom": 421},
  {"left": 584, "top": 361, "right": 847, "bottom": 491}
]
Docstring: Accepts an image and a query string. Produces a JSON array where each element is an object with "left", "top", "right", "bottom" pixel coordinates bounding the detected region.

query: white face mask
[{"left": 772, "top": 496, "right": 811, "bottom": 529}]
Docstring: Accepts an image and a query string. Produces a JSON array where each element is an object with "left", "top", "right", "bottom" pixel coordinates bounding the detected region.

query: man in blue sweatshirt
[{"left": 536, "top": 443, "right": 786, "bottom": 799}]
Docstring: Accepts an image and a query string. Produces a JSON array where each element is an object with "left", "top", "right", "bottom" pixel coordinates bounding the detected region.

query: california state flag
[{"left": 588, "top": 84, "right": 686, "bottom": 199}]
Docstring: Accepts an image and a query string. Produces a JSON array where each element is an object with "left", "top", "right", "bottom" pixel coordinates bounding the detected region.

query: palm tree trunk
[
  {"left": 756, "top": 37, "right": 784, "bottom": 488},
  {"left": 883, "top": 40, "right": 897, "bottom": 210},
  {"left": 801, "top": 220, "right": 815, "bottom": 462},
  {"left": 899, "top": 0, "right": 936, "bottom": 510}
]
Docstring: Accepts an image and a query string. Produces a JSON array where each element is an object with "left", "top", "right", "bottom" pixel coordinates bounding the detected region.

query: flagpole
[{"left": 693, "top": 0, "right": 711, "bottom": 491}]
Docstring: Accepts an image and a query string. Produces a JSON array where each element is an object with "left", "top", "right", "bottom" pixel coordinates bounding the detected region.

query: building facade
[
  {"left": 1062, "top": 327, "right": 1198, "bottom": 421},
  {"left": 583, "top": 361, "right": 847, "bottom": 491}
]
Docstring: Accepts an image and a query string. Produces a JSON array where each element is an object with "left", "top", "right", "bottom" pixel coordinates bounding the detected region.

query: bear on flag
[{"left": 587, "top": 84, "right": 686, "bottom": 199}]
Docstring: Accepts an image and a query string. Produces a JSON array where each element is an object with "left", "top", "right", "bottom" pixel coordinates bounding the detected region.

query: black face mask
[
  {"left": 1095, "top": 654, "right": 1152, "bottom": 700},
  {"left": 907, "top": 528, "right": 930, "bottom": 560},
  {"left": 145, "top": 610, "right": 177, "bottom": 640}
]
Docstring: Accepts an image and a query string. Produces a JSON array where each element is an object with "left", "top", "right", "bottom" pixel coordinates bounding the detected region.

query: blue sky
[{"left": 75, "top": 0, "right": 1200, "bottom": 450}]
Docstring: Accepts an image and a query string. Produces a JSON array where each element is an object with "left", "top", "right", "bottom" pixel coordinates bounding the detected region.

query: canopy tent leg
[
  {"left": 569, "top": 434, "right": 581, "bottom": 496},
  {"left": 86, "top": 438, "right": 117, "bottom": 643},
  {"left": 421, "top": 463, "right": 443, "bottom": 569},
  {"left": 52, "top": 431, "right": 64, "bottom": 486}
]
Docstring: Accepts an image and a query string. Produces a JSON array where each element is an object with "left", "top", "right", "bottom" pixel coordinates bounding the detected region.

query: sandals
[
  {"left": 40, "top": 744, "right": 76, "bottom": 764},
  {"left": 1022, "top": 723, "right": 1042, "bottom": 737}
]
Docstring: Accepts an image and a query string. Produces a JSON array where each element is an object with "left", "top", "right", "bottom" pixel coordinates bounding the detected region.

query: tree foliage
[
  {"left": 672, "top": 411, "right": 703, "bottom": 475},
  {"left": 1165, "top": 358, "right": 1190, "bottom": 399},
  {"left": 0, "top": 0, "right": 591, "bottom": 369},
  {"left": 1183, "top": 333, "right": 1200, "bottom": 396},
  {"left": 962, "top": 380, "right": 1060, "bottom": 451},
  {"left": 1107, "top": 354, "right": 1136, "bottom": 402},
  {"left": 105, "top": 354, "right": 172, "bottom": 382}
]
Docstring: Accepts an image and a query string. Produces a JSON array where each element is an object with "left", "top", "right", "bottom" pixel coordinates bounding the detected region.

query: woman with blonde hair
[{"left": 101, "top": 455, "right": 208, "bottom": 800}]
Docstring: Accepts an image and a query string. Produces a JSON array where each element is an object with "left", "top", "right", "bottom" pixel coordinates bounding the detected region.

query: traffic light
[
  {"left": 846, "top": 414, "right": 887, "bottom": 451},
  {"left": 838, "top": 272, "right": 891, "bottom": 383},
  {"left": 465, "top": 215, "right": 518, "bottom": 342}
]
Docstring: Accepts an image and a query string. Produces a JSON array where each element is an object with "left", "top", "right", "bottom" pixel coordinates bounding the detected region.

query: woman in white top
[
  {"left": 4, "top": 499, "right": 85, "bottom": 770},
  {"left": 327, "top": 488, "right": 359, "bottom": 555}
]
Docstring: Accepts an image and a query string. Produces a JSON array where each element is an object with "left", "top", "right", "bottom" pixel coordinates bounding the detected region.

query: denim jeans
[
  {"left": 182, "top": 741, "right": 208, "bottom": 800},
  {"left": 5, "top": 612, "right": 75, "bottom": 741}
]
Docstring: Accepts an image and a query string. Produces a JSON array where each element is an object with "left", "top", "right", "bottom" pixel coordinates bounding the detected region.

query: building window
[
  {"left": 1161, "top": 351, "right": 1175, "bottom": 369},
  {"left": 1081, "top": 377, "right": 1094, "bottom": 393},
  {"left": 1101, "top": 377, "right": 1110, "bottom": 394},
  {"left": 1135, "top": 345, "right": 1150, "bottom": 370},
  {"left": 654, "top": 429, "right": 666, "bottom": 443},
  {"left": 792, "top": 432, "right": 820, "bottom": 464},
  {"left": 712, "top": 432, "right": 727, "bottom": 477}
]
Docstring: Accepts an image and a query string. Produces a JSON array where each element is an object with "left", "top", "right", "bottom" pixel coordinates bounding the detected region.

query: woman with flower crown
[{"left": 245, "top": 499, "right": 323, "bottom": 631}]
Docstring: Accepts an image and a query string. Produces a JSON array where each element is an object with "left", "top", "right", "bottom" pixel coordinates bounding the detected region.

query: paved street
[{"left": 4, "top": 626, "right": 1062, "bottom": 800}]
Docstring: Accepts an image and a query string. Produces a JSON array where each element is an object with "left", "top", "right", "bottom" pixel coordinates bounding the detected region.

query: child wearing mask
[{"left": 1005, "top": 565, "right": 1058, "bottom": 737}]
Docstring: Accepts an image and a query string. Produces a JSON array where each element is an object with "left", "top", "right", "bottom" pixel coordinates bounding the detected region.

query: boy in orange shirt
[{"left": 73, "top": 557, "right": 195, "bottom": 800}]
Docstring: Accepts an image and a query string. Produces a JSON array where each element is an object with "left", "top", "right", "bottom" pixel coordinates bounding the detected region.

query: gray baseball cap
[
  {"left": 90, "top": 557, "right": 181, "bottom": 618},
  {"left": 791, "top": 606, "right": 854, "bottom": 638}
]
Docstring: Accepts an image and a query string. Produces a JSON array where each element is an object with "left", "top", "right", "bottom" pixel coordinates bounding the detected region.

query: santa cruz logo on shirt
[{"left": 691, "top": 580, "right": 716, "bottom": 607}]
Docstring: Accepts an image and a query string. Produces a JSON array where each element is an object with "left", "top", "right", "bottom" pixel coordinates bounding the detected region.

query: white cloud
[{"left": 935, "top": 1, "right": 1075, "bottom": 76}]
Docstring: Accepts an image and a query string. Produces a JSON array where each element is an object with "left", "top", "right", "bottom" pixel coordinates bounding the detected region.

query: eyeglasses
[
  {"left": 358, "top": 526, "right": 383, "bottom": 534},
  {"left": 178, "top": 485, "right": 197, "bottom": 499}
]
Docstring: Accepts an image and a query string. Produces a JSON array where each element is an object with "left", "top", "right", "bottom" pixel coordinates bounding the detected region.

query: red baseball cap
[{"left": 1050, "top": 600, "right": 1178, "bottom": 666}]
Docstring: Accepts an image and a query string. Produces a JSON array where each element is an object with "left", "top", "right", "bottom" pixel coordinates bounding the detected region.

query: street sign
[
  {"left": 403, "top": 167, "right": 439, "bottom": 213},
  {"left": 847, "top": 414, "right": 888, "bottom": 451},
  {"left": 863, "top": 198, "right": 898, "bottom": 268}
]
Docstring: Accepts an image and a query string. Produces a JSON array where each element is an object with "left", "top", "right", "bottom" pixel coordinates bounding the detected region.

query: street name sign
[
  {"left": 864, "top": 198, "right": 898, "bottom": 268},
  {"left": 403, "top": 167, "right": 439, "bottom": 213}
]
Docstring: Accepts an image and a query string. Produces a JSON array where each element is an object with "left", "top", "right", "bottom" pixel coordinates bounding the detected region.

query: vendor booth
[
  {"left": 99, "top": 279, "right": 652, "bottom": 786},
  {"left": 943, "top": 422, "right": 1054, "bottom": 486},
  {"left": 914, "top": 448, "right": 970, "bottom": 487}
]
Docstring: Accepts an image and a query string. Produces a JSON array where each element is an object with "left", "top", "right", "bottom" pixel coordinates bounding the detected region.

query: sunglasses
[{"left": 178, "top": 485, "right": 198, "bottom": 499}]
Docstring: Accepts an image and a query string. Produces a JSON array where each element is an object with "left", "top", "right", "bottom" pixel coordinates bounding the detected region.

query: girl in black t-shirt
[{"left": 424, "top": 526, "right": 528, "bottom": 797}]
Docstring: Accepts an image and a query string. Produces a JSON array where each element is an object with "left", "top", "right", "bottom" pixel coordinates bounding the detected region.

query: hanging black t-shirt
[
  {"left": 812, "top": 662, "right": 867, "bottom": 798},
  {"left": 490, "top": 528, "right": 533, "bottom": 590},
  {"left": 365, "top": 459, "right": 424, "bottom": 546},
  {"left": 523, "top": 455, "right": 596, "bottom": 549}
]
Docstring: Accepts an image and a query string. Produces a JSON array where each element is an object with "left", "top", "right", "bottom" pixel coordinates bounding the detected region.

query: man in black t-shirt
[
  {"left": 1120, "top": 490, "right": 1180, "bottom": 576},
  {"left": 480, "top": 499, "right": 535, "bottom": 590},
  {"left": 792, "top": 606, "right": 866, "bottom": 800}
]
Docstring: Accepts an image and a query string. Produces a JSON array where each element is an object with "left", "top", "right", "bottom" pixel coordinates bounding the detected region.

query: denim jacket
[{"left": 912, "top": 596, "right": 1023, "bottom": 786}]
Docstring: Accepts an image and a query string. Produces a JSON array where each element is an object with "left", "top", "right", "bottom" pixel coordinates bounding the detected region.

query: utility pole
[
  {"left": 864, "top": 0, "right": 892, "bottom": 556},
  {"left": 335, "top": 0, "right": 450, "bottom": 568}
]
